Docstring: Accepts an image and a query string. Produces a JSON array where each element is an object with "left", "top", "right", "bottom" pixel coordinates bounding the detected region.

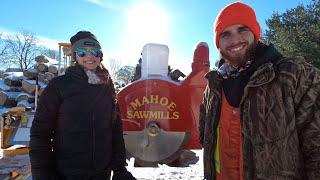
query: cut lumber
[
  {"left": 37, "top": 73, "right": 46, "bottom": 82},
  {"left": 36, "top": 63, "right": 48, "bottom": 72},
  {"left": 17, "top": 99, "right": 35, "bottom": 109},
  {"left": 16, "top": 92, "right": 34, "bottom": 103},
  {"left": 23, "top": 68, "right": 38, "bottom": 80},
  {"left": 0, "top": 91, "right": 19, "bottom": 107},
  {"left": 4, "top": 76, "right": 24, "bottom": 87},
  {"left": 0, "top": 91, "right": 8, "bottom": 106},
  {"left": 35, "top": 55, "right": 49, "bottom": 63},
  {"left": 21, "top": 80, "right": 36, "bottom": 94},
  {"left": 35, "top": 55, "right": 58, "bottom": 64},
  {"left": 48, "top": 64, "right": 58, "bottom": 74},
  {"left": 45, "top": 72, "right": 55, "bottom": 81}
]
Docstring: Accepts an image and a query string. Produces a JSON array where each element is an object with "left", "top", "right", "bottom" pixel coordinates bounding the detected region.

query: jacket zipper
[{"left": 92, "top": 113, "right": 95, "bottom": 169}]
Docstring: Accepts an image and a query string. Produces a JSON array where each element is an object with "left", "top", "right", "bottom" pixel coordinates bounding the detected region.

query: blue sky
[{"left": 0, "top": 0, "right": 313, "bottom": 74}]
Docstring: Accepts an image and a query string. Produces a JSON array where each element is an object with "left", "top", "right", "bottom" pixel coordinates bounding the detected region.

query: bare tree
[
  {"left": 0, "top": 33, "right": 8, "bottom": 62},
  {"left": 5, "top": 30, "right": 41, "bottom": 70},
  {"left": 115, "top": 65, "right": 135, "bottom": 85},
  {"left": 40, "top": 46, "right": 58, "bottom": 59},
  {"left": 105, "top": 58, "right": 122, "bottom": 80}
]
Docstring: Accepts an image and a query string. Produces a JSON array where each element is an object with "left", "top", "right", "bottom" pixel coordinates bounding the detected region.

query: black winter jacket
[{"left": 30, "top": 65, "right": 126, "bottom": 179}]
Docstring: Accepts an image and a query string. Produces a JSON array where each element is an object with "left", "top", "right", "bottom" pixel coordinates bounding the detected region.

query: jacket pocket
[{"left": 243, "top": 87, "right": 296, "bottom": 145}]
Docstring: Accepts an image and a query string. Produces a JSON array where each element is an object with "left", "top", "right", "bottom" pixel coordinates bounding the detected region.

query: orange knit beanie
[{"left": 214, "top": 2, "right": 261, "bottom": 48}]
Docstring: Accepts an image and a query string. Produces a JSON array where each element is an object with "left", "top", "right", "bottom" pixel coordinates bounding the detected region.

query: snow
[
  {"left": 4, "top": 73, "right": 25, "bottom": 82},
  {"left": 0, "top": 107, "right": 9, "bottom": 115},
  {"left": 46, "top": 57, "right": 59, "bottom": 65},
  {"left": 17, "top": 100, "right": 34, "bottom": 108},
  {"left": 0, "top": 128, "right": 205, "bottom": 179},
  {"left": 1, "top": 91, "right": 21, "bottom": 99},
  {"left": 0, "top": 146, "right": 205, "bottom": 179},
  {"left": 127, "top": 150, "right": 204, "bottom": 180},
  {"left": 16, "top": 92, "right": 34, "bottom": 99},
  {"left": 3, "top": 72, "right": 23, "bottom": 78},
  {"left": 0, "top": 79, "right": 11, "bottom": 91}
]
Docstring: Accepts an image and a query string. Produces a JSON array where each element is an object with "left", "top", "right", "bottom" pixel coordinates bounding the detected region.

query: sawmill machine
[{"left": 117, "top": 42, "right": 210, "bottom": 166}]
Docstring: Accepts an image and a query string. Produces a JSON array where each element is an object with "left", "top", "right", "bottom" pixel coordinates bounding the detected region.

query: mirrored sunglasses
[{"left": 75, "top": 48, "right": 102, "bottom": 58}]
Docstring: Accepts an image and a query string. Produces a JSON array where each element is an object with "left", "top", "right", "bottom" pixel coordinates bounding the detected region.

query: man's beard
[{"left": 220, "top": 42, "right": 256, "bottom": 67}]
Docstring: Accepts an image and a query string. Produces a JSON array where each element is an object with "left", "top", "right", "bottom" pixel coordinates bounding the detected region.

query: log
[
  {"left": 36, "top": 63, "right": 48, "bottom": 72},
  {"left": 0, "top": 70, "right": 4, "bottom": 78},
  {"left": 23, "top": 68, "right": 38, "bottom": 80},
  {"left": 0, "top": 91, "right": 19, "bottom": 107},
  {"left": 17, "top": 99, "right": 35, "bottom": 109},
  {"left": 16, "top": 93, "right": 29, "bottom": 102},
  {"left": 0, "top": 79, "right": 23, "bottom": 91},
  {"left": 35, "top": 55, "right": 49, "bottom": 63},
  {"left": 0, "top": 91, "right": 8, "bottom": 106},
  {"left": 16, "top": 92, "right": 34, "bottom": 103},
  {"left": 45, "top": 72, "right": 55, "bottom": 81},
  {"left": 35, "top": 55, "right": 58, "bottom": 64},
  {"left": 4, "top": 76, "right": 23, "bottom": 87},
  {"left": 0, "top": 79, "right": 11, "bottom": 91},
  {"left": 21, "top": 80, "right": 37, "bottom": 94},
  {"left": 9, "top": 87, "right": 23, "bottom": 91},
  {"left": 38, "top": 73, "right": 46, "bottom": 82},
  {"left": 22, "top": 79, "right": 47, "bottom": 95},
  {"left": 48, "top": 64, "right": 58, "bottom": 74}
]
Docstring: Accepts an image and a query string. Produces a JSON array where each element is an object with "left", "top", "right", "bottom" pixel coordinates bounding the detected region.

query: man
[
  {"left": 199, "top": 2, "right": 320, "bottom": 180},
  {"left": 30, "top": 31, "right": 136, "bottom": 180}
]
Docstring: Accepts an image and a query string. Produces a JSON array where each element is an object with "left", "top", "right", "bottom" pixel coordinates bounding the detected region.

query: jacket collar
[
  {"left": 247, "top": 62, "right": 275, "bottom": 87},
  {"left": 246, "top": 42, "right": 282, "bottom": 87},
  {"left": 65, "top": 64, "right": 88, "bottom": 83},
  {"left": 206, "top": 42, "right": 282, "bottom": 96}
]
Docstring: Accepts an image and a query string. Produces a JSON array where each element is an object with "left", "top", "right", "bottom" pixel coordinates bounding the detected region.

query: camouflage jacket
[{"left": 200, "top": 54, "right": 320, "bottom": 179}]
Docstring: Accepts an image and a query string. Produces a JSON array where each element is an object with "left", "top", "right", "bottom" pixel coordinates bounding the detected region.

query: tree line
[{"left": 263, "top": 0, "right": 319, "bottom": 69}]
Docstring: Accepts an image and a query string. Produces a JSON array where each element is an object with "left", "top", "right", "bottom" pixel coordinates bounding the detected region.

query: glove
[{"left": 112, "top": 168, "right": 136, "bottom": 180}]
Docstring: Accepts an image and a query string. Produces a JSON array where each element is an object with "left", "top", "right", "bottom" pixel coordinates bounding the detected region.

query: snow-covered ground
[
  {"left": 1, "top": 130, "right": 204, "bottom": 180},
  {"left": 128, "top": 150, "right": 204, "bottom": 180}
]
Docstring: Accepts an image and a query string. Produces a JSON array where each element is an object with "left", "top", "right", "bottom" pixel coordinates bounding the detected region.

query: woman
[{"left": 30, "top": 31, "right": 136, "bottom": 180}]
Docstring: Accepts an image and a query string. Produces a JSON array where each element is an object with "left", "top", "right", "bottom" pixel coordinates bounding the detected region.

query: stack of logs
[{"left": 0, "top": 55, "right": 63, "bottom": 110}]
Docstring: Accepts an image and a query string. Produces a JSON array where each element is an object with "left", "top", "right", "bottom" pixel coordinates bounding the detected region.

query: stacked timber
[
  {"left": 0, "top": 55, "right": 64, "bottom": 110},
  {"left": 34, "top": 55, "right": 64, "bottom": 83}
]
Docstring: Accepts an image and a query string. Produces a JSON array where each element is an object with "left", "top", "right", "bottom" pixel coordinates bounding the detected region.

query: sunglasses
[{"left": 75, "top": 48, "right": 102, "bottom": 58}]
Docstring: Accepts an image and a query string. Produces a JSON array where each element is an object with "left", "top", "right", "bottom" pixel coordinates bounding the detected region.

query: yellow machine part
[{"left": 1, "top": 107, "right": 32, "bottom": 179}]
